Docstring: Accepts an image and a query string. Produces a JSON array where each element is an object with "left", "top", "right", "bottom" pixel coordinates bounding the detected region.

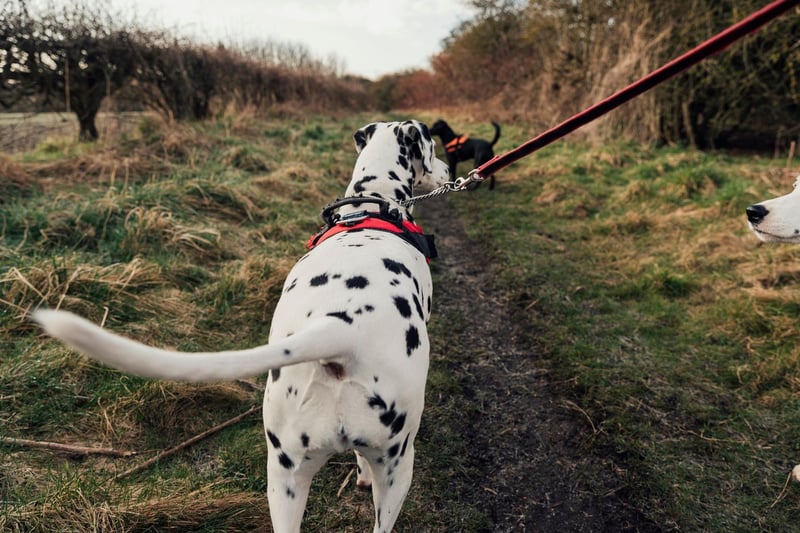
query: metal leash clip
[{"left": 453, "top": 169, "right": 485, "bottom": 191}]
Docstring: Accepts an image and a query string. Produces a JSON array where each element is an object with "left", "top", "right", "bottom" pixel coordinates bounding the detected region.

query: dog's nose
[{"left": 746, "top": 204, "right": 769, "bottom": 224}]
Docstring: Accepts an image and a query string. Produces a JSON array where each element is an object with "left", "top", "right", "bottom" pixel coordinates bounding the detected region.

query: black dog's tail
[{"left": 489, "top": 121, "right": 501, "bottom": 147}]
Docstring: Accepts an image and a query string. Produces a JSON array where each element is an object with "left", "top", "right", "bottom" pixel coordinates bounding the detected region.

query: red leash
[{"left": 473, "top": 0, "right": 800, "bottom": 180}]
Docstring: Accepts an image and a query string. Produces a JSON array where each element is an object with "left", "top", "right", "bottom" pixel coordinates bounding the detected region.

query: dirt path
[{"left": 419, "top": 197, "right": 659, "bottom": 532}]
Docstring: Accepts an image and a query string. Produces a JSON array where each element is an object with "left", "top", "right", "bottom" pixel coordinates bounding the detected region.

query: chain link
[{"left": 399, "top": 170, "right": 484, "bottom": 207}]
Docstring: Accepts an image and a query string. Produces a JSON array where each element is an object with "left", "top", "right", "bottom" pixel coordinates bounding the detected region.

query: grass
[
  {"left": 442, "top": 135, "right": 800, "bottom": 530},
  {"left": 2, "top": 111, "right": 800, "bottom": 530}
]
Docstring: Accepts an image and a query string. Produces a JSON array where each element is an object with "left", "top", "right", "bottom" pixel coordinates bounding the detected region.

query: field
[
  {"left": 0, "top": 113, "right": 144, "bottom": 153},
  {"left": 2, "top": 112, "right": 800, "bottom": 531}
]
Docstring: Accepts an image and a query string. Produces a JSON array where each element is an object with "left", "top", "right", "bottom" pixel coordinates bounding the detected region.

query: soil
[{"left": 419, "top": 197, "right": 662, "bottom": 532}]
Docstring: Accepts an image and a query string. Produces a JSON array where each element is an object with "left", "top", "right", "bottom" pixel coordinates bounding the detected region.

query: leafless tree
[{"left": 1, "top": 0, "right": 139, "bottom": 140}]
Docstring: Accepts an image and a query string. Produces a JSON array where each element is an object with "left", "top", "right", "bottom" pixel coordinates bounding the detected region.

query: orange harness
[{"left": 445, "top": 135, "right": 469, "bottom": 153}]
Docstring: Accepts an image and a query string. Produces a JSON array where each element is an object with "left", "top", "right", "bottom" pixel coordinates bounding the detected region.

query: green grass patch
[
  {"left": 3, "top": 113, "right": 800, "bottom": 530},
  {"left": 445, "top": 136, "right": 800, "bottom": 530}
]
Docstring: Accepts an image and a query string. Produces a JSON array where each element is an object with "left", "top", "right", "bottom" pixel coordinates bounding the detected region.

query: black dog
[{"left": 429, "top": 119, "right": 501, "bottom": 189}]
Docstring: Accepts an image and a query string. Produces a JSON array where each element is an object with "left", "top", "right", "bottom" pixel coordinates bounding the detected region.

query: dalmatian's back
[{"left": 265, "top": 230, "right": 432, "bottom": 449}]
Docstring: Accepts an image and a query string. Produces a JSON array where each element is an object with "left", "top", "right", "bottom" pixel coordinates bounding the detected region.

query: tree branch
[
  {"left": 114, "top": 404, "right": 261, "bottom": 481},
  {"left": 0, "top": 436, "right": 138, "bottom": 457}
]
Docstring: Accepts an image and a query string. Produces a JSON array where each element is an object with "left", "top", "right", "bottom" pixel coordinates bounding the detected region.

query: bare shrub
[{"left": 1, "top": 0, "right": 139, "bottom": 140}]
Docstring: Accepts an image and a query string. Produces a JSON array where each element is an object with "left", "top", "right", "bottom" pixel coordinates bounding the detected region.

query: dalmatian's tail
[{"left": 32, "top": 309, "right": 353, "bottom": 383}]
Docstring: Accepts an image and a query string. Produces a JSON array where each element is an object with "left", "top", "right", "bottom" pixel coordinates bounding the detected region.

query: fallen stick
[
  {"left": 337, "top": 467, "right": 356, "bottom": 497},
  {"left": 0, "top": 436, "right": 137, "bottom": 457},
  {"left": 114, "top": 403, "right": 261, "bottom": 481}
]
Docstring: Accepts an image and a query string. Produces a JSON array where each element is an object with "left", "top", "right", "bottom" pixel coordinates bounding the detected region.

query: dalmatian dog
[
  {"left": 33, "top": 120, "right": 450, "bottom": 533},
  {"left": 746, "top": 175, "right": 800, "bottom": 243}
]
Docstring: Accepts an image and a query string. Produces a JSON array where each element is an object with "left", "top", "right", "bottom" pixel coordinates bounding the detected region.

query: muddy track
[{"left": 419, "top": 197, "right": 660, "bottom": 532}]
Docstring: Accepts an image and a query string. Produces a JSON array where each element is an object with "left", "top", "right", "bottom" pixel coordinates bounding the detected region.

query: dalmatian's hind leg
[
  {"left": 367, "top": 443, "right": 415, "bottom": 533},
  {"left": 267, "top": 449, "right": 328, "bottom": 533}
]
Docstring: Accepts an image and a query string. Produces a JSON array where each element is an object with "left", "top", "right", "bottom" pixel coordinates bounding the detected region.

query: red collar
[{"left": 307, "top": 216, "right": 437, "bottom": 262}]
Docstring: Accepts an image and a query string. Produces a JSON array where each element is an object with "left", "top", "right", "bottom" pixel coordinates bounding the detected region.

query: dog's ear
[{"left": 353, "top": 123, "right": 380, "bottom": 154}]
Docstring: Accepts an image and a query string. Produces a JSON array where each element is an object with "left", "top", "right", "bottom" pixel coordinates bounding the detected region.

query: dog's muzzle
[{"left": 746, "top": 204, "right": 769, "bottom": 225}]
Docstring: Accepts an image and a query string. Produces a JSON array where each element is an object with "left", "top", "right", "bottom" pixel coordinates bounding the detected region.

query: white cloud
[{"left": 108, "top": 0, "right": 475, "bottom": 79}]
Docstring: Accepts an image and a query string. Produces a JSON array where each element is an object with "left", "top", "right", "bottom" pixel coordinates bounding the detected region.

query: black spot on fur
[
  {"left": 267, "top": 430, "right": 281, "bottom": 449},
  {"left": 387, "top": 442, "right": 400, "bottom": 458},
  {"left": 346, "top": 276, "right": 369, "bottom": 289},
  {"left": 390, "top": 413, "right": 406, "bottom": 437},
  {"left": 310, "top": 273, "right": 329, "bottom": 287},
  {"left": 406, "top": 325, "right": 420, "bottom": 356},
  {"left": 354, "top": 175, "right": 378, "bottom": 193},
  {"left": 368, "top": 394, "right": 387, "bottom": 410},
  {"left": 301, "top": 433, "right": 310, "bottom": 447},
  {"left": 379, "top": 404, "right": 398, "bottom": 427},
  {"left": 286, "top": 487, "right": 296, "bottom": 499},
  {"left": 383, "top": 258, "right": 411, "bottom": 277},
  {"left": 412, "top": 294, "right": 424, "bottom": 320},
  {"left": 327, "top": 311, "right": 353, "bottom": 324},
  {"left": 285, "top": 278, "right": 297, "bottom": 293},
  {"left": 400, "top": 433, "right": 410, "bottom": 457},
  {"left": 388, "top": 170, "right": 401, "bottom": 181},
  {"left": 284, "top": 349, "right": 292, "bottom": 356},
  {"left": 393, "top": 296, "right": 412, "bottom": 318},
  {"left": 279, "top": 452, "right": 294, "bottom": 469},
  {"left": 271, "top": 368, "right": 281, "bottom": 382},
  {"left": 365, "top": 305, "right": 375, "bottom": 312}
]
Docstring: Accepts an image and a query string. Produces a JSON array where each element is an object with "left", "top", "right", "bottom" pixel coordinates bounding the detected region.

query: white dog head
[
  {"left": 746, "top": 175, "right": 800, "bottom": 243},
  {"left": 351, "top": 120, "right": 450, "bottom": 195}
]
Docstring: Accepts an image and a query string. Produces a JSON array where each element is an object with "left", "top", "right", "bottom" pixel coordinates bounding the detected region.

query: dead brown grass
[
  {"left": 0, "top": 155, "right": 38, "bottom": 201},
  {"left": 121, "top": 205, "right": 225, "bottom": 260},
  {"left": 182, "top": 180, "right": 265, "bottom": 224},
  {"left": 0, "top": 257, "right": 165, "bottom": 332},
  {"left": 1, "top": 483, "right": 268, "bottom": 533},
  {"left": 120, "top": 382, "right": 256, "bottom": 444}
]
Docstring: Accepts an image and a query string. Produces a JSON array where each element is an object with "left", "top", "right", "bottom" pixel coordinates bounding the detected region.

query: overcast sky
[{"left": 107, "top": 0, "right": 477, "bottom": 79}]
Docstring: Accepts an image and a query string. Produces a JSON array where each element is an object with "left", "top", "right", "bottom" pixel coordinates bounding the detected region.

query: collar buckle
[{"left": 337, "top": 210, "right": 370, "bottom": 226}]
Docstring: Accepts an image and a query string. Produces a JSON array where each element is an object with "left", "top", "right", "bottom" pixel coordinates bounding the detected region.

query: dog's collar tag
[{"left": 338, "top": 210, "right": 370, "bottom": 225}]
